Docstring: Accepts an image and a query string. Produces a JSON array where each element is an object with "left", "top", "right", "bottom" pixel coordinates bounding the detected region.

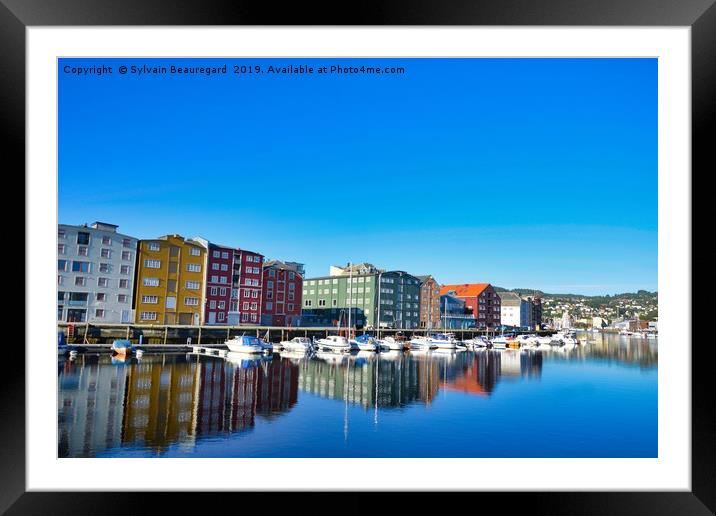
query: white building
[
  {"left": 498, "top": 292, "right": 530, "bottom": 328},
  {"left": 58, "top": 222, "right": 138, "bottom": 323}
]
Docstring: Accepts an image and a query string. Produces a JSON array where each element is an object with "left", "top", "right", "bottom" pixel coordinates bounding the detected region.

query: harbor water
[{"left": 58, "top": 333, "right": 657, "bottom": 458}]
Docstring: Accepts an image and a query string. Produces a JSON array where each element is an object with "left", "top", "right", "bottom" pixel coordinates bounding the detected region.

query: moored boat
[
  {"left": 225, "top": 335, "right": 271, "bottom": 354},
  {"left": 280, "top": 336, "right": 313, "bottom": 352},
  {"left": 111, "top": 339, "right": 133, "bottom": 356},
  {"left": 314, "top": 335, "right": 353, "bottom": 352}
]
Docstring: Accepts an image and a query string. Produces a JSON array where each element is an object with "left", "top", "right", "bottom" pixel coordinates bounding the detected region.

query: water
[{"left": 58, "top": 334, "right": 657, "bottom": 458}]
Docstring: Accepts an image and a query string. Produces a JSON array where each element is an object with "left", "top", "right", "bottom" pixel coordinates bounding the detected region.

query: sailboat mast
[{"left": 347, "top": 262, "right": 352, "bottom": 339}]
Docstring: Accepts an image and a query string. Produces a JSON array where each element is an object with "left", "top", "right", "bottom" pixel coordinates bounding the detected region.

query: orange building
[
  {"left": 132, "top": 235, "right": 206, "bottom": 325},
  {"left": 439, "top": 283, "right": 501, "bottom": 329}
]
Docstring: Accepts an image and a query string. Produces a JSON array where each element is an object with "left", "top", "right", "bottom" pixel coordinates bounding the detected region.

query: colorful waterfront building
[
  {"left": 132, "top": 235, "right": 206, "bottom": 325},
  {"left": 416, "top": 275, "right": 441, "bottom": 329},
  {"left": 301, "top": 263, "right": 422, "bottom": 329},
  {"left": 439, "top": 283, "right": 501, "bottom": 329},
  {"left": 57, "top": 222, "right": 138, "bottom": 323},
  {"left": 191, "top": 238, "right": 264, "bottom": 325},
  {"left": 261, "top": 260, "right": 303, "bottom": 326}
]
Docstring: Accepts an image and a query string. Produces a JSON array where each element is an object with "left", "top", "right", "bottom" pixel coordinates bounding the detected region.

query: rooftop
[{"left": 440, "top": 283, "right": 491, "bottom": 297}]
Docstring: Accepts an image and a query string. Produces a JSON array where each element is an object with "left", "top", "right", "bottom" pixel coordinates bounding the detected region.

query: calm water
[{"left": 58, "top": 334, "right": 657, "bottom": 458}]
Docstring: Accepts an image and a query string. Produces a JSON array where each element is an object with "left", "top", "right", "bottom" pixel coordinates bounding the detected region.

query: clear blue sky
[{"left": 59, "top": 58, "right": 657, "bottom": 295}]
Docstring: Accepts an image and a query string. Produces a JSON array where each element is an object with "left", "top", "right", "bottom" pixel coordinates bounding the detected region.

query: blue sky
[{"left": 59, "top": 58, "right": 657, "bottom": 295}]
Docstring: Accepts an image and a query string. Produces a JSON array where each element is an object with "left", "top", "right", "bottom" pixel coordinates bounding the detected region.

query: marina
[{"left": 58, "top": 332, "right": 657, "bottom": 458}]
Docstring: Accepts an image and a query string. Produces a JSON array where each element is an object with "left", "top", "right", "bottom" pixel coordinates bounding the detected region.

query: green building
[{"left": 301, "top": 263, "right": 422, "bottom": 329}]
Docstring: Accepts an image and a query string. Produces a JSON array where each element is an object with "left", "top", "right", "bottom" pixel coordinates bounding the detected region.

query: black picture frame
[{"left": 4, "top": 1, "right": 712, "bottom": 513}]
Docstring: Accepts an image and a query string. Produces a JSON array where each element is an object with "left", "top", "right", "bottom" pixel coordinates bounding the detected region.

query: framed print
[{"left": 5, "top": 0, "right": 713, "bottom": 514}]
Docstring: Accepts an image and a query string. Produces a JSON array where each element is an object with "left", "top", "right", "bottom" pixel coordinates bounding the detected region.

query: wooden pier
[{"left": 58, "top": 322, "right": 554, "bottom": 346}]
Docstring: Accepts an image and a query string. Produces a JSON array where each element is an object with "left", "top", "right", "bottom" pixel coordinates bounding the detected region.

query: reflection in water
[{"left": 58, "top": 335, "right": 657, "bottom": 457}]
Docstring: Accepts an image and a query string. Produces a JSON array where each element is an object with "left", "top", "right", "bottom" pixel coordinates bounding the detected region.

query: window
[
  {"left": 250, "top": 314, "right": 257, "bottom": 322},
  {"left": 241, "top": 313, "right": 249, "bottom": 322},
  {"left": 96, "top": 293, "right": 106, "bottom": 302},
  {"left": 122, "top": 238, "right": 131, "bottom": 248},
  {"left": 190, "top": 247, "right": 201, "bottom": 256},
  {"left": 212, "top": 263, "right": 220, "bottom": 270},
  {"left": 187, "top": 281, "right": 200, "bottom": 290},
  {"left": 77, "top": 232, "right": 90, "bottom": 245},
  {"left": 72, "top": 261, "right": 90, "bottom": 273},
  {"left": 251, "top": 290, "right": 258, "bottom": 298},
  {"left": 99, "top": 263, "right": 110, "bottom": 273},
  {"left": 213, "top": 251, "right": 220, "bottom": 258},
  {"left": 187, "top": 263, "right": 201, "bottom": 273},
  {"left": 77, "top": 246, "right": 88, "bottom": 256},
  {"left": 58, "top": 244, "right": 66, "bottom": 255},
  {"left": 117, "top": 294, "right": 128, "bottom": 303},
  {"left": 318, "top": 299, "right": 326, "bottom": 306},
  {"left": 288, "top": 293, "right": 294, "bottom": 301},
  {"left": 148, "top": 242, "right": 160, "bottom": 251},
  {"left": 58, "top": 259, "right": 67, "bottom": 271},
  {"left": 243, "top": 302, "right": 249, "bottom": 310},
  {"left": 211, "top": 275, "right": 219, "bottom": 283},
  {"left": 221, "top": 264, "right": 228, "bottom": 271},
  {"left": 184, "top": 297, "right": 199, "bottom": 306},
  {"left": 219, "top": 288, "right": 227, "bottom": 296},
  {"left": 218, "top": 301, "right": 225, "bottom": 309},
  {"left": 267, "top": 280, "right": 274, "bottom": 289},
  {"left": 119, "top": 279, "right": 129, "bottom": 289},
  {"left": 266, "top": 302, "right": 273, "bottom": 311},
  {"left": 266, "top": 291, "right": 273, "bottom": 300},
  {"left": 305, "top": 300, "right": 312, "bottom": 307},
  {"left": 142, "top": 295, "right": 159, "bottom": 304},
  {"left": 102, "top": 236, "right": 111, "bottom": 245},
  {"left": 101, "top": 248, "right": 111, "bottom": 258},
  {"left": 288, "top": 303, "right": 294, "bottom": 311},
  {"left": 209, "top": 300, "right": 216, "bottom": 309},
  {"left": 144, "top": 259, "right": 161, "bottom": 268},
  {"left": 143, "top": 277, "right": 160, "bottom": 287},
  {"left": 288, "top": 272, "right": 295, "bottom": 280},
  {"left": 210, "top": 287, "right": 218, "bottom": 296},
  {"left": 95, "top": 309, "right": 105, "bottom": 318},
  {"left": 75, "top": 277, "right": 86, "bottom": 286},
  {"left": 120, "top": 265, "right": 130, "bottom": 275},
  {"left": 288, "top": 283, "right": 295, "bottom": 290},
  {"left": 140, "top": 312, "right": 157, "bottom": 321},
  {"left": 268, "top": 269, "right": 276, "bottom": 278},
  {"left": 221, "top": 252, "right": 229, "bottom": 259},
  {"left": 98, "top": 277, "right": 109, "bottom": 287},
  {"left": 58, "top": 228, "right": 66, "bottom": 239},
  {"left": 122, "top": 251, "right": 131, "bottom": 261}
]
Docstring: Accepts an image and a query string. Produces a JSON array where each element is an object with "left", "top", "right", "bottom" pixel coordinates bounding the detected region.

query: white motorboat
[
  {"left": 225, "top": 335, "right": 271, "bottom": 354},
  {"left": 409, "top": 335, "right": 437, "bottom": 350},
  {"left": 431, "top": 333, "right": 459, "bottom": 349},
  {"left": 280, "top": 336, "right": 313, "bottom": 352},
  {"left": 463, "top": 337, "right": 489, "bottom": 350},
  {"left": 314, "top": 335, "right": 353, "bottom": 352},
  {"left": 351, "top": 334, "right": 379, "bottom": 351},
  {"left": 378, "top": 336, "right": 409, "bottom": 350}
]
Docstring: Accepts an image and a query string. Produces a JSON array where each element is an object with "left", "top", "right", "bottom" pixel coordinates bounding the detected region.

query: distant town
[{"left": 57, "top": 221, "right": 657, "bottom": 333}]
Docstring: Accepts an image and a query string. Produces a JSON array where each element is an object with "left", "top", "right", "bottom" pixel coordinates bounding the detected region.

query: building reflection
[
  {"left": 297, "top": 352, "right": 441, "bottom": 409},
  {"left": 58, "top": 353, "right": 300, "bottom": 457}
]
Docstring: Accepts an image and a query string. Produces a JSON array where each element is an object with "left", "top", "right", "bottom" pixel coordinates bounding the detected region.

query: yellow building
[{"left": 133, "top": 235, "right": 206, "bottom": 325}]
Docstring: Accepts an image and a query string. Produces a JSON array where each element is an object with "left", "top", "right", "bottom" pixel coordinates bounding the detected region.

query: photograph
[{"left": 56, "top": 56, "right": 659, "bottom": 459}]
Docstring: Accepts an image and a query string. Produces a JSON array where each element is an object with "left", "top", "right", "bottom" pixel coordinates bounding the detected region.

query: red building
[
  {"left": 261, "top": 260, "right": 303, "bottom": 326},
  {"left": 439, "top": 283, "right": 501, "bottom": 329},
  {"left": 193, "top": 238, "right": 263, "bottom": 325}
]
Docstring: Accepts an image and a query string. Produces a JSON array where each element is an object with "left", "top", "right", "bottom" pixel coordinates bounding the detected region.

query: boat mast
[{"left": 347, "top": 262, "right": 352, "bottom": 339}]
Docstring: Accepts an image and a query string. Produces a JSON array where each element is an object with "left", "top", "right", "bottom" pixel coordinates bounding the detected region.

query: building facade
[
  {"left": 417, "top": 275, "right": 441, "bottom": 329},
  {"left": 439, "top": 293, "right": 476, "bottom": 329},
  {"left": 439, "top": 283, "right": 501, "bottom": 329},
  {"left": 498, "top": 291, "right": 531, "bottom": 328},
  {"left": 261, "top": 260, "right": 303, "bottom": 326},
  {"left": 301, "top": 263, "right": 422, "bottom": 329},
  {"left": 132, "top": 235, "right": 206, "bottom": 325},
  {"left": 58, "top": 222, "right": 138, "bottom": 323},
  {"left": 191, "top": 238, "right": 264, "bottom": 325}
]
